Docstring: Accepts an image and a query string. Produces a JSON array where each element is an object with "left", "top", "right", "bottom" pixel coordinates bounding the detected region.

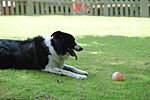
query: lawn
[{"left": 0, "top": 16, "right": 150, "bottom": 100}]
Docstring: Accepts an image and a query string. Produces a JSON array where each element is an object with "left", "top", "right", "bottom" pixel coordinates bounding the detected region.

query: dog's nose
[
  {"left": 74, "top": 45, "right": 83, "bottom": 51},
  {"left": 78, "top": 47, "right": 83, "bottom": 51}
]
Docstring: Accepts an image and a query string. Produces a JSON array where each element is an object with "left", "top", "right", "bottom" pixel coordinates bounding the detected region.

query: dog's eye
[
  {"left": 72, "top": 42, "right": 76, "bottom": 45},
  {"left": 70, "top": 42, "right": 76, "bottom": 47}
]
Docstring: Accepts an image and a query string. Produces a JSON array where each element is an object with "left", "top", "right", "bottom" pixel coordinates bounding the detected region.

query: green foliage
[{"left": 0, "top": 16, "right": 150, "bottom": 100}]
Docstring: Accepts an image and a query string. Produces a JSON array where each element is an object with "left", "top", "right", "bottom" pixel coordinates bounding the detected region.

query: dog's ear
[
  {"left": 51, "top": 31, "right": 67, "bottom": 55},
  {"left": 51, "top": 31, "right": 64, "bottom": 40},
  {"left": 51, "top": 31, "right": 60, "bottom": 36}
]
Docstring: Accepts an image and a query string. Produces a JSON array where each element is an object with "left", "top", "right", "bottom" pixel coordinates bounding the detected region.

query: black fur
[
  {"left": 0, "top": 31, "right": 83, "bottom": 70},
  {"left": 0, "top": 36, "right": 49, "bottom": 69},
  {"left": 51, "top": 31, "right": 77, "bottom": 55}
]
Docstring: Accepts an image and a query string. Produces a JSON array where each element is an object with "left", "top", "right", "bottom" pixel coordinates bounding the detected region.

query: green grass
[{"left": 0, "top": 16, "right": 150, "bottom": 100}]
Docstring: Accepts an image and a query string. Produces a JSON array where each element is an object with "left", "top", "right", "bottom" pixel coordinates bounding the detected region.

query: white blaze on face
[{"left": 74, "top": 45, "right": 81, "bottom": 51}]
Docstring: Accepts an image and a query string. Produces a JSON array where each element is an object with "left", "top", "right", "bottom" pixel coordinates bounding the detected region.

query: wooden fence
[{"left": 0, "top": 0, "right": 150, "bottom": 17}]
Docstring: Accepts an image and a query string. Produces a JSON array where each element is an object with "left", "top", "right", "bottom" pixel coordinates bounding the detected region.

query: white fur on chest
[
  {"left": 42, "top": 35, "right": 69, "bottom": 68},
  {"left": 42, "top": 33, "right": 88, "bottom": 79}
]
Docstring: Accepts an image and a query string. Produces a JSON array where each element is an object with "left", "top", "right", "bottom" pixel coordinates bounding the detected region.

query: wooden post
[
  {"left": 109, "top": 4, "right": 113, "bottom": 16},
  {"left": 120, "top": 0, "right": 124, "bottom": 16},
  {"left": 26, "top": 0, "right": 33, "bottom": 15},
  {"left": 15, "top": 1, "right": 20, "bottom": 15},
  {"left": 115, "top": 0, "right": 119, "bottom": 16},
  {"left": 10, "top": 1, "right": 14, "bottom": 15},
  {"left": 51, "top": 4, "right": 54, "bottom": 15},
  {"left": 20, "top": 1, "right": 25, "bottom": 15},
  {"left": 125, "top": 0, "right": 129, "bottom": 17},
  {"left": 5, "top": 1, "right": 8, "bottom": 15},
  {"left": 35, "top": 2, "right": 40, "bottom": 15},
  {"left": 140, "top": 0, "right": 149, "bottom": 17},
  {"left": 55, "top": 3, "right": 59, "bottom": 15},
  {"left": 2, "top": 1, "right": 6, "bottom": 15},
  {"left": 104, "top": 0, "right": 108, "bottom": 16},
  {"left": 94, "top": 4, "right": 98, "bottom": 16},
  {"left": 60, "top": 4, "right": 64, "bottom": 15},
  {"left": 45, "top": 3, "right": 49, "bottom": 15},
  {"left": 129, "top": 0, "right": 133, "bottom": 17},
  {"left": 89, "top": 2, "right": 93, "bottom": 16},
  {"left": 0, "top": 1, "right": 4, "bottom": 15},
  {"left": 41, "top": 3, "right": 45, "bottom": 15}
]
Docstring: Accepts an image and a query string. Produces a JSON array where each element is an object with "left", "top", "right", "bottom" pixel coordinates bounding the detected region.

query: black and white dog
[{"left": 0, "top": 31, "right": 88, "bottom": 79}]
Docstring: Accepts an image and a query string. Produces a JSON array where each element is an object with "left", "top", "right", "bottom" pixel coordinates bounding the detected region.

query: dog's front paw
[
  {"left": 79, "top": 71, "right": 88, "bottom": 76},
  {"left": 83, "top": 71, "right": 88, "bottom": 76},
  {"left": 76, "top": 75, "right": 87, "bottom": 79}
]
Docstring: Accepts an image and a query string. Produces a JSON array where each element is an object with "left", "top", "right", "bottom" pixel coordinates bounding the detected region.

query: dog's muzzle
[
  {"left": 74, "top": 45, "right": 83, "bottom": 51},
  {"left": 68, "top": 45, "right": 83, "bottom": 60}
]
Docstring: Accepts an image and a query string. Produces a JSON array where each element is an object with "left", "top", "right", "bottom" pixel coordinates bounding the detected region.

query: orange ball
[{"left": 112, "top": 72, "right": 124, "bottom": 81}]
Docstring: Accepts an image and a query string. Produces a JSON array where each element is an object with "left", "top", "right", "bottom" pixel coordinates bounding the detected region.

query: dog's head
[{"left": 51, "top": 31, "right": 83, "bottom": 59}]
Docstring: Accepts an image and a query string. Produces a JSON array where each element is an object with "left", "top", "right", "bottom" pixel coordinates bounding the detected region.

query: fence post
[
  {"left": 26, "top": 0, "right": 33, "bottom": 15},
  {"left": 140, "top": 0, "right": 149, "bottom": 17},
  {"left": 104, "top": 0, "right": 108, "bottom": 16},
  {"left": 1, "top": 1, "right": 4, "bottom": 15}
]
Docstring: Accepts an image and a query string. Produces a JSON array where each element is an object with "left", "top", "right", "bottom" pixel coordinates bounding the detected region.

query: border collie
[{"left": 0, "top": 31, "right": 88, "bottom": 79}]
